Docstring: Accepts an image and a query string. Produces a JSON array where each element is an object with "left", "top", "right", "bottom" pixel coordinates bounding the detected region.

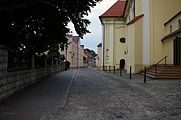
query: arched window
[{"left": 120, "top": 38, "right": 126, "bottom": 43}]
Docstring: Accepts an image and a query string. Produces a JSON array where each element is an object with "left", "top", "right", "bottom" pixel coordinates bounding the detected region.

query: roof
[
  {"left": 97, "top": 43, "right": 102, "bottom": 47},
  {"left": 100, "top": 1, "right": 126, "bottom": 17},
  {"left": 164, "top": 11, "right": 181, "bottom": 25},
  {"left": 127, "top": 14, "right": 144, "bottom": 25},
  {"left": 161, "top": 29, "right": 181, "bottom": 41},
  {"left": 80, "top": 45, "right": 84, "bottom": 48},
  {"left": 72, "top": 36, "right": 80, "bottom": 43}
]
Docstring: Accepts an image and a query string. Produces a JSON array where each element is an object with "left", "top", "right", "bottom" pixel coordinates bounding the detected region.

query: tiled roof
[
  {"left": 161, "top": 29, "right": 181, "bottom": 41},
  {"left": 100, "top": 1, "right": 126, "bottom": 17},
  {"left": 80, "top": 45, "right": 84, "bottom": 48},
  {"left": 127, "top": 14, "right": 144, "bottom": 25}
]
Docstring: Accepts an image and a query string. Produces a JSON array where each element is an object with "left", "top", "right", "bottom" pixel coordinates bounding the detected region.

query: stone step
[
  {"left": 141, "top": 64, "right": 181, "bottom": 79},
  {"left": 147, "top": 70, "right": 181, "bottom": 73}
]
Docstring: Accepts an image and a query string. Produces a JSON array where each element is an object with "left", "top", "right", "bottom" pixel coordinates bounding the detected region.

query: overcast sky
[{"left": 68, "top": 0, "right": 116, "bottom": 53}]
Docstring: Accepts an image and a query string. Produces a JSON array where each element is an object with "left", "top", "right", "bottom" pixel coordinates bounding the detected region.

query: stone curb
[{"left": 62, "top": 69, "right": 77, "bottom": 109}]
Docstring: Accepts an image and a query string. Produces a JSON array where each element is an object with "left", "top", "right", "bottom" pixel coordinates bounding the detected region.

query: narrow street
[{"left": 0, "top": 68, "right": 181, "bottom": 120}]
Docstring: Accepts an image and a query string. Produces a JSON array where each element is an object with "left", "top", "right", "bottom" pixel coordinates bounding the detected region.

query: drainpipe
[
  {"left": 134, "top": 0, "right": 136, "bottom": 17},
  {"left": 102, "top": 23, "right": 105, "bottom": 70}
]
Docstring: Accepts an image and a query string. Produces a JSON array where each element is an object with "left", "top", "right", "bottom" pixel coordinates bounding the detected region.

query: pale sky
[{"left": 68, "top": 0, "right": 117, "bottom": 53}]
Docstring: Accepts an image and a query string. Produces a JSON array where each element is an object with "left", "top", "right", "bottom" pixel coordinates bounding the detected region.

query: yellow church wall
[
  {"left": 165, "top": 14, "right": 181, "bottom": 35},
  {"left": 162, "top": 38, "right": 174, "bottom": 64},
  {"left": 162, "top": 33, "right": 181, "bottom": 64},
  {"left": 134, "top": 18, "right": 143, "bottom": 73},
  {"left": 127, "top": 24, "right": 136, "bottom": 73},
  {"left": 125, "top": 0, "right": 135, "bottom": 23},
  {"left": 100, "top": 0, "right": 181, "bottom": 73},
  {"left": 101, "top": 17, "right": 126, "bottom": 69},
  {"left": 150, "top": 0, "right": 181, "bottom": 64},
  {"left": 125, "top": 18, "right": 143, "bottom": 73},
  {"left": 135, "top": 0, "right": 143, "bottom": 16},
  {"left": 125, "top": 0, "right": 143, "bottom": 22},
  {"left": 124, "top": 25, "right": 129, "bottom": 70},
  {"left": 105, "top": 24, "right": 110, "bottom": 66},
  {"left": 114, "top": 25, "right": 126, "bottom": 69},
  {"left": 162, "top": 13, "right": 181, "bottom": 64}
]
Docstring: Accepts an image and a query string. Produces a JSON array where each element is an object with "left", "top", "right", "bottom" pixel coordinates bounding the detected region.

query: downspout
[
  {"left": 134, "top": 0, "right": 136, "bottom": 17},
  {"left": 99, "top": 16, "right": 105, "bottom": 70},
  {"left": 102, "top": 23, "right": 105, "bottom": 70}
]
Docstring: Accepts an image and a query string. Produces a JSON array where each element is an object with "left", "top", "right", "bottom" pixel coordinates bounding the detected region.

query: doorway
[
  {"left": 174, "top": 37, "right": 181, "bottom": 65},
  {"left": 120, "top": 59, "right": 125, "bottom": 69}
]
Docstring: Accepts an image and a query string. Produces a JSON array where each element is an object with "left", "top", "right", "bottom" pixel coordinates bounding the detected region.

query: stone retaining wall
[
  {"left": 0, "top": 45, "right": 8, "bottom": 73},
  {"left": 0, "top": 45, "right": 65, "bottom": 103}
]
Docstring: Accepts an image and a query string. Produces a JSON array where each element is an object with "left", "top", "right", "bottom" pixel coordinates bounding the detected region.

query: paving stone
[
  {"left": 0, "top": 68, "right": 181, "bottom": 120},
  {"left": 42, "top": 68, "right": 181, "bottom": 120}
]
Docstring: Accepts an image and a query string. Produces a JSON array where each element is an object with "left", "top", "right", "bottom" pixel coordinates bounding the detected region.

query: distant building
[
  {"left": 59, "top": 35, "right": 86, "bottom": 68},
  {"left": 96, "top": 43, "right": 102, "bottom": 69},
  {"left": 79, "top": 45, "right": 87, "bottom": 67},
  {"left": 84, "top": 49, "right": 96, "bottom": 67}
]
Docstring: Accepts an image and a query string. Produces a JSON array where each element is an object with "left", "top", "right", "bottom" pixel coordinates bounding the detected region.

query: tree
[
  {"left": 47, "top": 43, "right": 60, "bottom": 58},
  {"left": 0, "top": 0, "right": 102, "bottom": 54}
]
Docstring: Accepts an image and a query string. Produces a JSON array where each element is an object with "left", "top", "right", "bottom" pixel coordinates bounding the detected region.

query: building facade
[
  {"left": 59, "top": 35, "right": 87, "bottom": 68},
  {"left": 100, "top": 0, "right": 181, "bottom": 73},
  {"left": 84, "top": 49, "right": 96, "bottom": 67},
  {"left": 96, "top": 43, "right": 102, "bottom": 69},
  {"left": 100, "top": 0, "right": 127, "bottom": 70}
]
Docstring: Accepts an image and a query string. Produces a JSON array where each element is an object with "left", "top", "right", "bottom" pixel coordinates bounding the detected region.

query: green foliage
[
  {"left": 85, "top": 48, "right": 96, "bottom": 57},
  {"left": 90, "top": 50, "right": 97, "bottom": 57},
  {"left": 47, "top": 43, "right": 60, "bottom": 58},
  {"left": 0, "top": 0, "right": 102, "bottom": 54}
]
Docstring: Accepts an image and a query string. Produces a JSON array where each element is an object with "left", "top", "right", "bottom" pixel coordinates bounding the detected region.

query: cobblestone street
[
  {"left": 0, "top": 68, "right": 181, "bottom": 120},
  {"left": 43, "top": 68, "right": 181, "bottom": 120}
]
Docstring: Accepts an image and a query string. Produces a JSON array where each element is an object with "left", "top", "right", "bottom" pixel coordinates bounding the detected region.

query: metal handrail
[{"left": 155, "top": 56, "right": 167, "bottom": 66}]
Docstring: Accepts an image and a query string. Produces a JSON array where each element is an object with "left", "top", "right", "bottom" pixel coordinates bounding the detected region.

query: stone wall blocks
[{"left": 0, "top": 45, "right": 65, "bottom": 103}]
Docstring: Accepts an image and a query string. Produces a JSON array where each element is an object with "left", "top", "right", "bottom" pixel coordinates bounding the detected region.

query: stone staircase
[{"left": 142, "top": 64, "right": 181, "bottom": 79}]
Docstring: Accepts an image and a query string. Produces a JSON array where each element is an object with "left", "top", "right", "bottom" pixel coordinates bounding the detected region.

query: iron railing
[{"left": 154, "top": 56, "right": 167, "bottom": 76}]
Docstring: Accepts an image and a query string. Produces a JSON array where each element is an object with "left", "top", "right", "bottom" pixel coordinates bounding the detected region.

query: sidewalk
[
  {"left": 99, "top": 68, "right": 181, "bottom": 97},
  {"left": 98, "top": 69, "right": 181, "bottom": 119},
  {"left": 0, "top": 69, "right": 77, "bottom": 120}
]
